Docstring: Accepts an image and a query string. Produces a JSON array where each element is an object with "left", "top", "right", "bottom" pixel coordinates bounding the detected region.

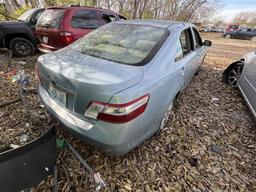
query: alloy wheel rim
[
  {"left": 160, "top": 102, "right": 173, "bottom": 130},
  {"left": 15, "top": 41, "right": 31, "bottom": 55},
  {"left": 225, "top": 34, "right": 231, "bottom": 38},
  {"left": 227, "top": 65, "right": 243, "bottom": 87}
]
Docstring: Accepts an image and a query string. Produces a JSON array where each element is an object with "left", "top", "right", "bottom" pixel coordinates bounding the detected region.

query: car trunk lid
[{"left": 38, "top": 49, "right": 143, "bottom": 118}]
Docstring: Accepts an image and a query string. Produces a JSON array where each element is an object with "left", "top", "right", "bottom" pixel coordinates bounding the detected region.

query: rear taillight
[
  {"left": 85, "top": 94, "right": 150, "bottom": 123},
  {"left": 60, "top": 31, "right": 75, "bottom": 45}
]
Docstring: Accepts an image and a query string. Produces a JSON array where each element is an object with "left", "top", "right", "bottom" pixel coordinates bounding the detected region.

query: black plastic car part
[
  {"left": 223, "top": 60, "right": 244, "bottom": 87},
  {"left": 0, "top": 127, "right": 56, "bottom": 192}
]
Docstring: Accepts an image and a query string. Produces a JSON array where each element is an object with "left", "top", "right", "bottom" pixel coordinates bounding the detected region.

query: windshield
[
  {"left": 18, "top": 9, "right": 36, "bottom": 22},
  {"left": 70, "top": 23, "right": 168, "bottom": 65},
  {"left": 36, "top": 9, "right": 64, "bottom": 29}
]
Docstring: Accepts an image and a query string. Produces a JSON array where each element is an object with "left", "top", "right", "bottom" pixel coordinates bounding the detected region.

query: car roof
[
  {"left": 116, "top": 19, "right": 190, "bottom": 29},
  {"left": 47, "top": 6, "right": 117, "bottom": 13}
]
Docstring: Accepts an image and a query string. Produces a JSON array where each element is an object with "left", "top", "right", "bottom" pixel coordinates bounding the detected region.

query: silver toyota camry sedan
[
  {"left": 223, "top": 51, "right": 256, "bottom": 119},
  {"left": 37, "top": 20, "right": 211, "bottom": 155}
]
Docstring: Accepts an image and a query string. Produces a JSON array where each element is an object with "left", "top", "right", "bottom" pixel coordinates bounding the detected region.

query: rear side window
[
  {"left": 192, "top": 27, "right": 202, "bottom": 48},
  {"left": 179, "top": 28, "right": 193, "bottom": 56},
  {"left": 71, "top": 10, "right": 98, "bottom": 29},
  {"left": 240, "top": 28, "right": 248, "bottom": 32},
  {"left": 37, "top": 9, "right": 64, "bottom": 29}
]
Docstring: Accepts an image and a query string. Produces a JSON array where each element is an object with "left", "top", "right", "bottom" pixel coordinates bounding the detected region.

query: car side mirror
[
  {"left": 30, "top": 18, "right": 37, "bottom": 25},
  {"left": 203, "top": 40, "right": 212, "bottom": 47}
]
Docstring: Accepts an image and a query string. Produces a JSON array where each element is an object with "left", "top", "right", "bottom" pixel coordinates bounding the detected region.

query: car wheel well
[
  {"left": 222, "top": 61, "right": 244, "bottom": 86},
  {"left": 4, "top": 34, "right": 33, "bottom": 49}
]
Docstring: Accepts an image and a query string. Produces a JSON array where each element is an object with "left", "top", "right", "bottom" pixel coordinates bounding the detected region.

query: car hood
[
  {"left": 38, "top": 48, "right": 144, "bottom": 116},
  {"left": 0, "top": 20, "right": 28, "bottom": 28}
]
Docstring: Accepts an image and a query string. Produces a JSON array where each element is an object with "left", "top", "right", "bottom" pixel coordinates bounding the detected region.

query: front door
[
  {"left": 175, "top": 28, "right": 197, "bottom": 89},
  {"left": 192, "top": 27, "right": 207, "bottom": 72}
]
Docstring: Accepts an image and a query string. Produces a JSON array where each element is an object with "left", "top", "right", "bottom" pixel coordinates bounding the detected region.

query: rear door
[
  {"left": 36, "top": 8, "right": 65, "bottom": 49},
  {"left": 176, "top": 28, "right": 197, "bottom": 89},
  {"left": 70, "top": 9, "right": 100, "bottom": 40},
  {"left": 235, "top": 28, "right": 248, "bottom": 39}
]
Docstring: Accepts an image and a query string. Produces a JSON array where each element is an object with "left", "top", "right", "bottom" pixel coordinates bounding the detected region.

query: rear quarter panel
[{"left": 105, "top": 32, "right": 181, "bottom": 144}]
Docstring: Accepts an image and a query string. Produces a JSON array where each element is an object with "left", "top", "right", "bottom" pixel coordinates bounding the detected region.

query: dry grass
[{"left": 202, "top": 33, "right": 256, "bottom": 69}]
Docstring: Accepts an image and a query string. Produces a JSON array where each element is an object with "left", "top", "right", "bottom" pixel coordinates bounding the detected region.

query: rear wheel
[
  {"left": 225, "top": 62, "right": 244, "bottom": 87},
  {"left": 160, "top": 101, "right": 173, "bottom": 130},
  {"left": 10, "top": 38, "right": 34, "bottom": 57},
  {"left": 224, "top": 34, "right": 231, "bottom": 39},
  {"left": 251, "top": 36, "right": 256, "bottom": 42},
  {"left": 155, "top": 101, "right": 173, "bottom": 136}
]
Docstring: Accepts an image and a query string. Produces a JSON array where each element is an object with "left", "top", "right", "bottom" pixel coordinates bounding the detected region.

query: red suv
[{"left": 36, "top": 6, "right": 126, "bottom": 53}]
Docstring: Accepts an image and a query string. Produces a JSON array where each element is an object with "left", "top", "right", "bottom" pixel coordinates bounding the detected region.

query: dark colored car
[
  {"left": 0, "top": 8, "right": 44, "bottom": 56},
  {"left": 224, "top": 28, "right": 256, "bottom": 41},
  {"left": 36, "top": 6, "right": 126, "bottom": 53},
  {"left": 226, "top": 24, "right": 239, "bottom": 32}
]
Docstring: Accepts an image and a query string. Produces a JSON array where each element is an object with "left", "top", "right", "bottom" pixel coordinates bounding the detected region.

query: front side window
[
  {"left": 71, "top": 10, "right": 98, "bottom": 29},
  {"left": 179, "top": 28, "right": 193, "bottom": 56},
  {"left": 119, "top": 15, "right": 127, "bottom": 20},
  {"left": 70, "top": 23, "right": 168, "bottom": 65},
  {"left": 35, "top": 10, "right": 43, "bottom": 21},
  {"left": 192, "top": 27, "right": 202, "bottom": 48},
  {"left": 18, "top": 9, "right": 36, "bottom": 22},
  {"left": 240, "top": 28, "right": 248, "bottom": 32}
]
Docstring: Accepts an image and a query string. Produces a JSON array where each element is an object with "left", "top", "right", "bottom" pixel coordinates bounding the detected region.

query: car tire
[
  {"left": 224, "top": 34, "right": 231, "bottom": 39},
  {"left": 155, "top": 100, "right": 174, "bottom": 136},
  {"left": 223, "top": 61, "right": 244, "bottom": 87},
  {"left": 251, "top": 36, "right": 256, "bottom": 42},
  {"left": 10, "top": 38, "right": 35, "bottom": 57}
]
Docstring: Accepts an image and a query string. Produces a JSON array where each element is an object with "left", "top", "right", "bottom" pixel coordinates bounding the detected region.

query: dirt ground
[{"left": 0, "top": 33, "right": 256, "bottom": 192}]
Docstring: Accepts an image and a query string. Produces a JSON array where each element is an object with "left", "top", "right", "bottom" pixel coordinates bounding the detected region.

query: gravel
[{"left": 0, "top": 33, "right": 256, "bottom": 191}]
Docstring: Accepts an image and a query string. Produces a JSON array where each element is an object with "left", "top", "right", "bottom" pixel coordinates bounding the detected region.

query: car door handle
[{"left": 181, "top": 66, "right": 186, "bottom": 72}]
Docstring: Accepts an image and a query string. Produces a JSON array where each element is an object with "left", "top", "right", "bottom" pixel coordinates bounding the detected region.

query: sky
[{"left": 214, "top": 0, "right": 256, "bottom": 22}]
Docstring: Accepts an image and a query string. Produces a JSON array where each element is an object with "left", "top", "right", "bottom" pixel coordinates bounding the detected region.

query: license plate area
[
  {"left": 42, "top": 36, "right": 48, "bottom": 43},
  {"left": 48, "top": 85, "right": 66, "bottom": 106}
]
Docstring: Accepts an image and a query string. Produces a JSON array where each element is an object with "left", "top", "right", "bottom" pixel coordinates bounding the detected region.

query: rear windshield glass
[
  {"left": 70, "top": 23, "right": 168, "bottom": 65},
  {"left": 37, "top": 9, "right": 64, "bottom": 29}
]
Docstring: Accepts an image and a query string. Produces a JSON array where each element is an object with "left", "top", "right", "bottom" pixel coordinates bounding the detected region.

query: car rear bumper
[
  {"left": 38, "top": 44, "right": 60, "bottom": 53},
  {"left": 38, "top": 84, "right": 153, "bottom": 155}
]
